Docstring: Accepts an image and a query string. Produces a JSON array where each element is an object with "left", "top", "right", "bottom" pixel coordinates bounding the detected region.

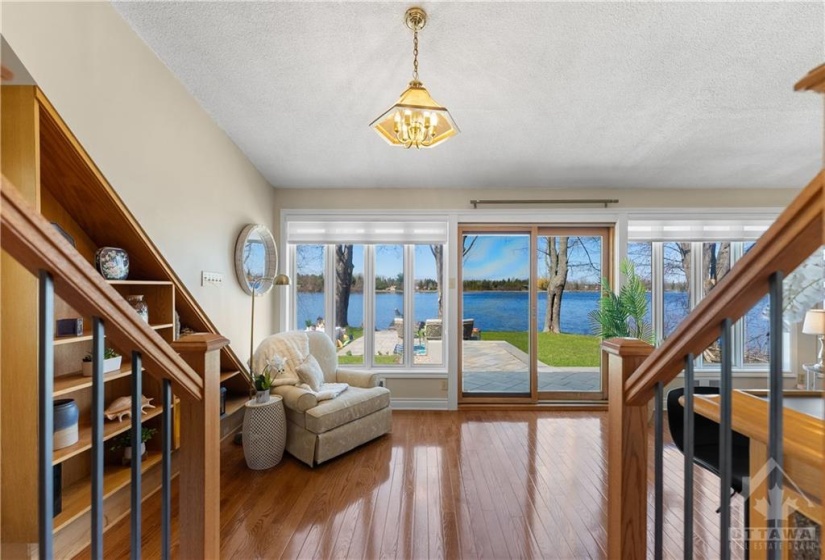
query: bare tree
[
  {"left": 542, "top": 236, "right": 569, "bottom": 333},
  {"left": 334, "top": 245, "right": 354, "bottom": 327},
  {"left": 429, "top": 245, "right": 444, "bottom": 318},
  {"left": 428, "top": 236, "right": 479, "bottom": 319},
  {"left": 703, "top": 242, "right": 730, "bottom": 293},
  {"left": 462, "top": 236, "right": 478, "bottom": 260}
]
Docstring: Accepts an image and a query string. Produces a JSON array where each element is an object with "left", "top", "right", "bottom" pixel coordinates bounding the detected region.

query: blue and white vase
[
  {"left": 95, "top": 247, "right": 129, "bottom": 280},
  {"left": 53, "top": 399, "right": 79, "bottom": 450}
]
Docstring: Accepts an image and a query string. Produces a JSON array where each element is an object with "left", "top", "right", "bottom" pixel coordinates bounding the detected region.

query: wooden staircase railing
[
  {"left": 1, "top": 176, "right": 222, "bottom": 556},
  {"left": 607, "top": 62, "right": 825, "bottom": 558},
  {"left": 627, "top": 170, "right": 824, "bottom": 406},
  {"left": 605, "top": 165, "right": 824, "bottom": 559}
]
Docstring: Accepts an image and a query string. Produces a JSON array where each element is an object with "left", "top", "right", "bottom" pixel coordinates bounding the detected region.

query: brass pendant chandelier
[{"left": 370, "top": 7, "right": 459, "bottom": 149}]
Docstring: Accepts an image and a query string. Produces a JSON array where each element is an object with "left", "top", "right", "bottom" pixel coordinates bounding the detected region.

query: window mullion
[
  {"left": 652, "top": 242, "right": 664, "bottom": 346},
  {"left": 404, "top": 245, "right": 414, "bottom": 365},
  {"left": 691, "top": 242, "right": 706, "bottom": 370},
  {"left": 364, "top": 245, "right": 375, "bottom": 365},
  {"left": 730, "top": 243, "right": 745, "bottom": 369},
  {"left": 325, "top": 245, "right": 335, "bottom": 338},
  {"left": 288, "top": 244, "right": 296, "bottom": 330}
]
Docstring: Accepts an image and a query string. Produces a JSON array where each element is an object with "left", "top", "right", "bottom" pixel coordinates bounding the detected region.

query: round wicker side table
[{"left": 242, "top": 395, "right": 287, "bottom": 470}]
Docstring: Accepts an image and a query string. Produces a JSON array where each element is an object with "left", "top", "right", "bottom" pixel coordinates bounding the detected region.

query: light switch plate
[{"left": 202, "top": 271, "right": 223, "bottom": 286}]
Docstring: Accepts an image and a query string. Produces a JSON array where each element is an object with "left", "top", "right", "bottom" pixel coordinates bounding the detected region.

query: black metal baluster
[
  {"left": 767, "top": 271, "right": 784, "bottom": 559},
  {"left": 161, "top": 379, "right": 172, "bottom": 560},
  {"left": 91, "top": 317, "right": 105, "bottom": 559},
  {"left": 654, "top": 381, "right": 664, "bottom": 560},
  {"left": 38, "top": 271, "right": 55, "bottom": 559},
  {"left": 720, "top": 318, "right": 733, "bottom": 560},
  {"left": 683, "top": 353, "right": 695, "bottom": 558},
  {"left": 131, "top": 352, "right": 143, "bottom": 560}
]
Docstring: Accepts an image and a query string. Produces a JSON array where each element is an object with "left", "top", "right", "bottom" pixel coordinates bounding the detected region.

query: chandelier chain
[{"left": 412, "top": 29, "right": 419, "bottom": 82}]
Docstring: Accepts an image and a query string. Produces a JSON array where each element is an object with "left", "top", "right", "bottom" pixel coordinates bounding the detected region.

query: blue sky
[
  {"left": 295, "top": 245, "right": 438, "bottom": 279},
  {"left": 463, "top": 235, "right": 604, "bottom": 283},
  {"left": 297, "top": 237, "right": 606, "bottom": 282}
]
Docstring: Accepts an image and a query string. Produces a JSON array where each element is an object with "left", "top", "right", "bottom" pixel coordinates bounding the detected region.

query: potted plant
[
  {"left": 81, "top": 347, "right": 122, "bottom": 377},
  {"left": 110, "top": 427, "right": 156, "bottom": 464},
  {"left": 246, "top": 356, "right": 286, "bottom": 404},
  {"left": 589, "top": 259, "right": 653, "bottom": 342}
]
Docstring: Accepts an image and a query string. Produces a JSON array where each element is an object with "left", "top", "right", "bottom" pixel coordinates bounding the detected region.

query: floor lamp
[{"left": 249, "top": 273, "right": 291, "bottom": 375}]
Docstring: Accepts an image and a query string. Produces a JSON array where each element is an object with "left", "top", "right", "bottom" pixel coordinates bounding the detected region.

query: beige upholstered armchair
[{"left": 252, "top": 330, "right": 392, "bottom": 467}]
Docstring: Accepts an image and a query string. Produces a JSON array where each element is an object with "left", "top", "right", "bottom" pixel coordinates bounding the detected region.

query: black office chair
[
  {"left": 667, "top": 387, "right": 751, "bottom": 554},
  {"left": 667, "top": 386, "right": 750, "bottom": 491}
]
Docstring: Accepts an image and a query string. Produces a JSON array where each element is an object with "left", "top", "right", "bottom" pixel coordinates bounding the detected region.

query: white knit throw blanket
[
  {"left": 297, "top": 382, "right": 349, "bottom": 401},
  {"left": 253, "top": 331, "right": 308, "bottom": 387}
]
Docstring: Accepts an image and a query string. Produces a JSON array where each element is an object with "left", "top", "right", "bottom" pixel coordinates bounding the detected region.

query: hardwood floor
[{"left": 77, "top": 410, "right": 746, "bottom": 559}]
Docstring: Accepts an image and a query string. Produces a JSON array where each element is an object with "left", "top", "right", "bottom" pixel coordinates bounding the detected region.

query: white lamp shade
[{"left": 802, "top": 309, "right": 825, "bottom": 335}]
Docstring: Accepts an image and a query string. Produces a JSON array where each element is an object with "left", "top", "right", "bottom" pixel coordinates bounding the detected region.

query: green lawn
[
  {"left": 337, "top": 327, "right": 399, "bottom": 365},
  {"left": 334, "top": 327, "right": 600, "bottom": 367},
  {"left": 481, "top": 331, "right": 601, "bottom": 367},
  {"left": 339, "top": 354, "right": 397, "bottom": 365}
]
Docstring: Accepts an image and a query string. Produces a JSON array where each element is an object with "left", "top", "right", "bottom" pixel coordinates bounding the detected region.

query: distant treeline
[
  {"left": 463, "top": 278, "right": 602, "bottom": 291},
  {"left": 298, "top": 273, "right": 679, "bottom": 294},
  {"left": 297, "top": 273, "right": 439, "bottom": 293}
]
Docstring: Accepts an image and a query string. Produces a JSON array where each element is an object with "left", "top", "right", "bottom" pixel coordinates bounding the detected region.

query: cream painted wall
[
  {"left": 2, "top": 2, "right": 278, "bottom": 365},
  {"left": 274, "top": 186, "right": 798, "bottom": 213},
  {"left": 386, "top": 376, "right": 447, "bottom": 406}
]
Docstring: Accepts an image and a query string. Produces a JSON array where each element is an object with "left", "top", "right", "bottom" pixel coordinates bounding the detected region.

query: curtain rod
[{"left": 470, "top": 199, "right": 620, "bottom": 209}]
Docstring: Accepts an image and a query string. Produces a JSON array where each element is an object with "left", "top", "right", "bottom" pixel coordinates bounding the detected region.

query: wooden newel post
[
  {"left": 603, "top": 338, "right": 654, "bottom": 560},
  {"left": 171, "top": 333, "right": 229, "bottom": 559}
]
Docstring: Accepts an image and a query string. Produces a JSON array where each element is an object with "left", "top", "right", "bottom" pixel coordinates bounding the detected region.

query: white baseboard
[{"left": 391, "top": 398, "right": 449, "bottom": 410}]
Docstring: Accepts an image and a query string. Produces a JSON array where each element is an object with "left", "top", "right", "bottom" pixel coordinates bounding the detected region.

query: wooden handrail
[
  {"left": 795, "top": 62, "right": 825, "bottom": 93},
  {"left": 625, "top": 170, "right": 824, "bottom": 406},
  {"left": 1, "top": 176, "right": 203, "bottom": 400}
]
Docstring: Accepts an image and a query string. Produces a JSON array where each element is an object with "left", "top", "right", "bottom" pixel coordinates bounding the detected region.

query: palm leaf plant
[{"left": 589, "top": 259, "right": 653, "bottom": 342}]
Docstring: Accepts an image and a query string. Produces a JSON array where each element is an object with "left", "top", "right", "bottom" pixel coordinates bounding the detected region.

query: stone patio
[{"left": 338, "top": 330, "right": 600, "bottom": 393}]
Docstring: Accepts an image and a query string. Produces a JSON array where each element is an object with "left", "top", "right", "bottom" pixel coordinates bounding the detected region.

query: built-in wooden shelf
[
  {"left": 54, "top": 330, "right": 95, "bottom": 345},
  {"left": 220, "top": 369, "right": 241, "bottom": 383},
  {"left": 54, "top": 452, "right": 164, "bottom": 532},
  {"left": 52, "top": 401, "right": 176, "bottom": 465},
  {"left": 223, "top": 394, "right": 248, "bottom": 418},
  {"left": 54, "top": 365, "right": 143, "bottom": 397},
  {"left": 54, "top": 323, "right": 173, "bottom": 345}
]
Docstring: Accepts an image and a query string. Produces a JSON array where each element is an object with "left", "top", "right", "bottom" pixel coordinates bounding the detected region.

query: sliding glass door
[
  {"left": 459, "top": 225, "right": 611, "bottom": 403},
  {"left": 460, "top": 231, "right": 532, "bottom": 398},
  {"left": 535, "top": 228, "right": 609, "bottom": 400}
]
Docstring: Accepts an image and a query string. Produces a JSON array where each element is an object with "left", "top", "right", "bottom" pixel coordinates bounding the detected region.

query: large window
[
  {"left": 287, "top": 219, "right": 448, "bottom": 370},
  {"left": 374, "top": 245, "right": 405, "bottom": 364},
  {"left": 662, "top": 242, "right": 691, "bottom": 337},
  {"left": 295, "top": 244, "right": 325, "bottom": 330},
  {"left": 414, "top": 245, "right": 443, "bottom": 365},
  {"left": 626, "top": 232, "right": 781, "bottom": 371},
  {"left": 335, "top": 245, "right": 364, "bottom": 365}
]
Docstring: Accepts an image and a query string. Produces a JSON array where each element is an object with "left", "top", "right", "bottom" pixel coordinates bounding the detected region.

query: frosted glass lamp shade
[{"left": 370, "top": 83, "right": 459, "bottom": 149}]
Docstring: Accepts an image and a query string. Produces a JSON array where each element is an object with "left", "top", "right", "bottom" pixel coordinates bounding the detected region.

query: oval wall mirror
[{"left": 234, "top": 224, "right": 278, "bottom": 296}]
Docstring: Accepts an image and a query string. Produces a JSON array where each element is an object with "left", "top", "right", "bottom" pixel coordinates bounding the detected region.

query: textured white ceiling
[{"left": 114, "top": 1, "right": 824, "bottom": 191}]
